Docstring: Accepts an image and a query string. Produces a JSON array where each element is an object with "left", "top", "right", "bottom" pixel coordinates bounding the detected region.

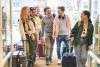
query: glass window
[{"left": 2, "top": 0, "right": 11, "bottom": 58}]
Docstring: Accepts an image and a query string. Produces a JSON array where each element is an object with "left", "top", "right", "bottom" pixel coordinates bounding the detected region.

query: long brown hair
[{"left": 20, "top": 7, "right": 29, "bottom": 23}]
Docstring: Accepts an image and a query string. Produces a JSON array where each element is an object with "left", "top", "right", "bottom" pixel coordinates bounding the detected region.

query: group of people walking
[{"left": 19, "top": 6, "right": 94, "bottom": 67}]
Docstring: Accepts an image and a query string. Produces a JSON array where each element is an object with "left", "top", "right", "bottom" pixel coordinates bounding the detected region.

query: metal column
[
  {"left": 0, "top": 0, "right": 4, "bottom": 67},
  {"left": 9, "top": 0, "right": 12, "bottom": 67}
]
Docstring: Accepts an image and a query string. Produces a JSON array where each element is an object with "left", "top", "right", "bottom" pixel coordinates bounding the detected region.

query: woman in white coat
[{"left": 19, "top": 6, "right": 37, "bottom": 67}]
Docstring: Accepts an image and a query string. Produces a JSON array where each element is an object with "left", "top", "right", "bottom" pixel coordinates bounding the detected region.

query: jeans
[
  {"left": 56, "top": 35, "right": 68, "bottom": 59},
  {"left": 74, "top": 38, "right": 88, "bottom": 67},
  {"left": 45, "top": 35, "right": 54, "bottom": 59},
  {"left": 25, "top": 34, "right": 37, "bottom": 67}
]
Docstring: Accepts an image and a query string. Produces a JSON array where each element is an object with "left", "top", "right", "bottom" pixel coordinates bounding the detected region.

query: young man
[
  {"left": 53, "top": 6, "right": 71, "bottom": 64},
  {"left": 32, "top": 7, "right": 42, "bottom": 40},
  {"left": 42, "top": 7, "right": 54, "bottom": 65}
]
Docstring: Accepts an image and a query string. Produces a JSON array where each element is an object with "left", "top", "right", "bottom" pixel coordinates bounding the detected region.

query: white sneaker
[{"left": 58, "top": 59, "right": 61, "bottom": 65}]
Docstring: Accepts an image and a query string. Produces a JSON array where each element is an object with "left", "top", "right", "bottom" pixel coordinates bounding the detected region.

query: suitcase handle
[{"left": 37, "top": 39, "right": 45, "bottom": 45}]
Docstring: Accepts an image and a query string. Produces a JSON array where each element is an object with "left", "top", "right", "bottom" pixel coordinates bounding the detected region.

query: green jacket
[{"left": 71, "top": 21, "right": 94, "bottom": 49}]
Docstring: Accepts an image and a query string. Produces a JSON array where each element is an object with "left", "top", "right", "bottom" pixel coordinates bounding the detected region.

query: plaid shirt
[{"left": 42, "top": 15, "right": 54, "bottom": 35}]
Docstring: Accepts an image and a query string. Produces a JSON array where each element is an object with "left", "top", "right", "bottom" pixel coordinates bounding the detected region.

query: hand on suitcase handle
[
  {"left": 88, "top": 45, "right": 93, "bottom": 50},
  {"left": 69, "top": 37, "right": 74, "bottom": 43},
  {"left": 67, "top": 40, "right": 73, "bottom": 54}
]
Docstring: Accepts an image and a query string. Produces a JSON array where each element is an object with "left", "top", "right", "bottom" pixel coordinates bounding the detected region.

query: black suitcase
[
  {"left": 12, "top": 51, "right": 20, "bottom": 67},
  {"left": 12, "top": 51, "right": 27, "bottom": 67},
  {"left": 62, "top": 45, "right": 76, "bottom": 67}
]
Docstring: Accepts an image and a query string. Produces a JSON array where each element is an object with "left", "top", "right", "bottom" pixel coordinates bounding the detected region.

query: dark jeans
[{"left": 56, "top": 35, "right": 68, "bottom": 59}]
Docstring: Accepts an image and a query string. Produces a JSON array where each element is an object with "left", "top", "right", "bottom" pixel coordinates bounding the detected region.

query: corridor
[{"left": 0, "top": 0, "right": 100, "bottom": 67}]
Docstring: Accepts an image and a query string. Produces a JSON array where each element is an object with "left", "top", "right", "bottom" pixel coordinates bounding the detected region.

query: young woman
[
  {"left": 19, "top": 6, "right": 36, "bottom": 67},
  {"left": 71, "top": 11, "right": 94, "bottom": 67}
]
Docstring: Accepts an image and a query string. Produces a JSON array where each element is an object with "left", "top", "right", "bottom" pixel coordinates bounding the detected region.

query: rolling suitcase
[
  {"left": 12, "top": 51, "right": 20, "bottom": 67},
  {"left": 12, "top": 51, "right": 27, "bottom": 67},
  {"left": 62, "top": 43, "right": 76, "bottom": 67},
  {"left": 37, "top": 39, "right": 45, "bottom": 57},
  {"left": 19, "top": 51, "right": 27, "bottom": 67}
]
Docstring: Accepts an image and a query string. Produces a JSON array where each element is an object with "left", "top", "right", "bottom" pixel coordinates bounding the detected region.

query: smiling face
[
  {"left": 58, "top": 8, "right": 62, "bottom": 15},
  {"left": 46, "top": 8, "right": 51, "bottom": 16},
  {"left": 35, "top": 7, "right": 40, "bottom": 16},
  {"left": 57, "top": 6, "right": 65, "bottom": 16},
  {"left": 80, "top": 11, "right": 87, "bottom": 21},
  {"left": 80, "top": 11, "right": 90, "bottom": 21},
  {"left": 32, "top": 9, "right": 37, "bottom": 17},
  {"left": 26, "top": 7, "right": 30, "bottom": 17}
]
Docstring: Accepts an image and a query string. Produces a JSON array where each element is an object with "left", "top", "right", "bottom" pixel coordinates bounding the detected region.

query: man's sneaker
[
  {"left": 49, "top": 57, "right": 53, "bottom": 63},
  {"left": 58, "top": 59, "right": 61, "bottom": 65},
  {"left": 46, "top": 57, "right": 50, "bottom": 65},
  {"left": 82, "top": 65, "right": 85, "bottom": 67}
]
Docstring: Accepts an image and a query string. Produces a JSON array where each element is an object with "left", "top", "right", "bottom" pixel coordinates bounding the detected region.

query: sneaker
[
  {"left": 49, "top": 57, "right": 53, "bottom": 63},
  {"left": 58, "top": 59, "right": 61, "bottom": 65},
  {"left": 46, "top": 57, "right": 50, "bottom": 65},
  {"left": 82, "top": 65, "right": 85, "bottom": 67}
]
